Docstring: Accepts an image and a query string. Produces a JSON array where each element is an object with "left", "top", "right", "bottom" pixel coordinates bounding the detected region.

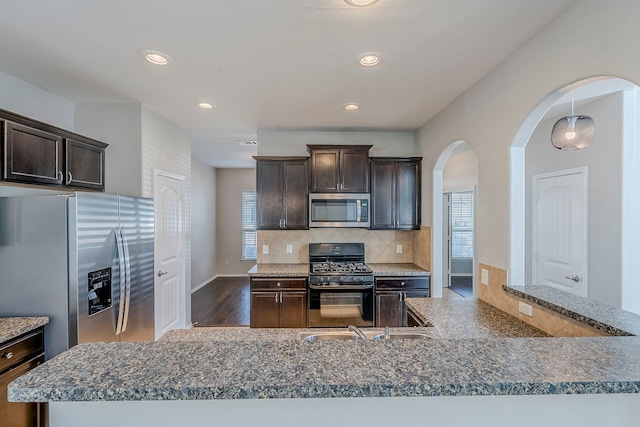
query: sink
[
  {"left": 372, "top": 330, "right": 440, "bottom": 340},
  {"left": 297, "top": 327, "right": 441, "bottom": 342}
]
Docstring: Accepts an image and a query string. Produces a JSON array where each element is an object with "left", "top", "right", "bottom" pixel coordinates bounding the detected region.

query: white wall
[
  {"left": 0, "top": 70, "right": 74, "bottom": 130},
  {"left": 418, "top": 0, "right": 640, "bottom": 279},
  {"left": 75, "top": 103, "right": 143, "bottom": 197},
  {"left": 525, "top": 92, "right": 624, "bottom": 307},
  {"left": 442, "top": 144, "right": 478, "bottom": 193},
  {"left": 191, "top": 159, "right": 217, "bottom": 290},
  {"left": 215, "top": 168, "right": 256, "bottom": 275},
  {"left": 257, "top": 129, "right": 416, "bottom": 157}
]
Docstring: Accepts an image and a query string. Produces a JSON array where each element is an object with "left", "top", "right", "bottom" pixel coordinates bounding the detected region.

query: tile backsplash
[{"left": 258, "top": 228, "right": 421, "bottom": 264}]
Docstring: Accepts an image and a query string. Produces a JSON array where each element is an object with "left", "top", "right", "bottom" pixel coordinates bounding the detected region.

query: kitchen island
[{"left": 8, "top": 296, "right": 640, "bottom": 427}]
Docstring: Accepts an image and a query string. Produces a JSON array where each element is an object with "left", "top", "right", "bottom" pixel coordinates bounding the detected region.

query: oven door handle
[{"left": 308, "top": 284, "right": 373, "bottom": 290}]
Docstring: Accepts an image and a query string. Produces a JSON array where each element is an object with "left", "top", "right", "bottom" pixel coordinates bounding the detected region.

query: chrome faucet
[{"left": 348, "top": 325, "right": 368, "bottom": 340}]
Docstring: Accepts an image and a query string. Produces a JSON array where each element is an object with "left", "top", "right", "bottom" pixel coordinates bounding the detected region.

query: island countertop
[
  {"left": 10, "top": 293, "right": 640, "bottom": 402},
  {"left": 0, "top": 317, "right": 49, "bottom": 343}
]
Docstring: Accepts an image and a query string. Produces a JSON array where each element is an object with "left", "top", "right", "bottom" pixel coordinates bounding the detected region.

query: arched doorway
[
  {"left": 431, "top": 141, "right": 478, "bottom": 299},
  {"left": 509, "top": 76, "right": 640, "bottom": 313}
]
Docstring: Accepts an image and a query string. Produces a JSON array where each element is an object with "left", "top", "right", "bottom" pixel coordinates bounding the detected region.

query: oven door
[{"left": 308, "top": 284, "right": 374, "bottom": 327}]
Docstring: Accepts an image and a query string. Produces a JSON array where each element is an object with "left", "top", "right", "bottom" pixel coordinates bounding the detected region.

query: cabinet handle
[
  {"left": 68, "top": 171, "right": 73, "bottom": 184},
  {"left": 400, "top": 281, "right": 405, "bottom": 287},
  {"left": 1, "top": 352, "right": 13, "bottom": 359},
  {"left": 56, "top": 171, "right": 63, "bottom": 183},
  {"left": 277, "top": 282, "right": 281, "bottom": 287}
]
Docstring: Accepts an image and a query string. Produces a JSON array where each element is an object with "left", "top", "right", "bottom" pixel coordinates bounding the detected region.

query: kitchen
[{"left": 2, "top": 0, "right": 640, "bottom": 426}]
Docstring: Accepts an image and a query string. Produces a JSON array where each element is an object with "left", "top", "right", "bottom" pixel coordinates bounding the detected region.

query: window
[
  {"left": 242, "top": 191, "right": 257, "bottom": 260},
  {"left": 451, "top": 191, "right": 474, "bottom": 258}
]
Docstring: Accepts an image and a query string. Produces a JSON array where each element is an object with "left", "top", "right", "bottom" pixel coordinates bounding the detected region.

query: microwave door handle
[{"left": 356, "top": 199, "right": 361, "bottom": 222}]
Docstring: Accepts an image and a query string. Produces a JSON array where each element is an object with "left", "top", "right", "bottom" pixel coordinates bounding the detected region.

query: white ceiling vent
[{"left": 237, "top": 140, "right": 257, "bottom": 146}]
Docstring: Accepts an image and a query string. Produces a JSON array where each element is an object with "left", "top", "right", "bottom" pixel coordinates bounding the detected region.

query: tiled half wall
[
  {"left": 478, "top": 263, "right": 608, "bottom": 337},
  {"left": 257, "top": 226, "right": 432, "bottom": 266}
]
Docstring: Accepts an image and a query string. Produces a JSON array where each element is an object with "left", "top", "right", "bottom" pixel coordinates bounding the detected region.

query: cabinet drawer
[
  {"left": 375, "top": 277, "right": 430, "bottom": 290},
  {"left": 0, "top": 329, "right": 44, "bottom": 374},
  {"left": 250, "top": 278, "right": 307, "bottom": 291}
]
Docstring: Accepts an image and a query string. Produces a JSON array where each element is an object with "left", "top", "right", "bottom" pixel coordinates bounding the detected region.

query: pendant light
[{"left": 551, "top": 92, "right": 595, "bottom": 150}]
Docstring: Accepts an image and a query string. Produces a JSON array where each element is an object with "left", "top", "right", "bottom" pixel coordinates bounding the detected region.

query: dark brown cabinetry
[
  {"left": 255, "top": 158, "right": 309, "bottom": 230},
  {"left": 1, "top": 109, "right": 107, "bottom": 191},
  {"left": 375, "top": 277, "right": 430, "bottom": 327},
  {"left": 370, "top": 158, "right": 421, "bottom": 230},
  {"left": 0, "top": 327, "right": 45, "bottom": 427},
  {"left": 250, "top": 278, "right": 308, "bottom": 328},
  {"left": 307, "top": 145, "right": 371, "bottom": 193}
]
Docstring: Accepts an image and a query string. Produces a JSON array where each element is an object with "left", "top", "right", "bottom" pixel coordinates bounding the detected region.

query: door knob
[
  {"left": 157, "top": 270, "right": 168, "bottom": 277},
  {"left": 565, "top": 275, "right": 581, "bottom": 282}
]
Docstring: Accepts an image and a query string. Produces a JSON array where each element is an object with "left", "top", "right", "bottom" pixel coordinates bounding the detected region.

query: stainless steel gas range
[{"left": 308, "top": 243, "right": 374, "bottom": 327}]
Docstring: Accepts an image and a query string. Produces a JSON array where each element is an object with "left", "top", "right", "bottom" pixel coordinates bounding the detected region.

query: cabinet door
[
  {"left": 375, "top": 292, "right": 403, "bottom": 327},
  {"left": 340, "top": 149, "right": 369, "bottom": 193},
  {"left": 0, "top": 354, "right": 44, "bottom": 427},
  {"left": 282, "top": 160, "right": 308, "bottom": 229},
  {"left": 310, "top": 149, "right": 340, "bottom": 192},
  {"left": 66, "top": 138, "right": 105, "bottom": 191},
  {"left": 279, "top": 291, "right": 308, "bottom": 328},
  {"left": 250, "top": 292, "right": 280, "bottom": 327},
  {"left": 256, "top": 161, "right": 283, "bottom": 229},
  {"left": 396, "top": 160, "right": 421, "bottom": 229},
  {"left": 4, "top": 122, "right": 63, "bottom": 185},
  {"left": 370, "top": 160, "right": 396, "bottom": 229}
]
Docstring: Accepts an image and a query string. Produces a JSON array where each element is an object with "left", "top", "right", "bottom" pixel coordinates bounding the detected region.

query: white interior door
[
  {"left": 533, "top": 167, "right": 588, "bottom": 297},
  {"left": 154, "top": 170, "right": 186, "bottom": 339},
  {"left": 443, "top": 193, "right": 451, "bottom": 288}
]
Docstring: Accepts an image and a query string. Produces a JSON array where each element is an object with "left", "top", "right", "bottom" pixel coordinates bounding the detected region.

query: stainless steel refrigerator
[{"left": 0, "top": 192, "right": 155, "bottom": 359}]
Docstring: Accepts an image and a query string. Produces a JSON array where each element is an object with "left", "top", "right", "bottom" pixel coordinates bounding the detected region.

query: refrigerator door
[
  {"left": 71, "top": 193, "right": 121, "bottom": 346},
  {"left": 0, "top": 195, "right": 70, "bottom": 359},
  {"left": 118, "top": 196, "right": 155, "bottom": 342}
]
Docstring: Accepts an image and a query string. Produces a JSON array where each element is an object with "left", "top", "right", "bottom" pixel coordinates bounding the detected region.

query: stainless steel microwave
[{"left": 309, "top": 193, "right": 370, "bottom": 228}]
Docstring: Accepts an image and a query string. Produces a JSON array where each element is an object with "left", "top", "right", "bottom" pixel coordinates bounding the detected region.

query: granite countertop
[
  {"left": 8, "top": 297, "right": 640, "bottom": 402},
  {"left": 0, "top": 317, "right": 49, "bottom": 343},
  {"left": 368, "top": 263, "right": 430, "bottom": 276},
  {"left": 247, "top": 264, "right": 308, "bottom": 277},
  {"left": 504, "top": 285, "right": 640, "bottom": 336},
  {"left": 405, "top": 298, "right": 548, "bottom": 338}
]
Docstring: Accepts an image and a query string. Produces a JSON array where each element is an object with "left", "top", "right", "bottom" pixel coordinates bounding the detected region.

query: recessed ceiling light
[
  {"left": 345, "top": 0, "right": 379, "bottom": 6},
  {"left": 141, "top": 50, "right": 172, "bottom": 66},
  {"left": 344, "top": 103, "right": 360, "bottom": 111},
  {"left": 357, "top": 52, "right": 383, "bottom": 67},
  {"left": 196, "top": 101, "right": 215, "bottom": 109}
]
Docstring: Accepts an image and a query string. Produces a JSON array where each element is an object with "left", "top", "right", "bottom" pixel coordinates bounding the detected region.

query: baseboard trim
[{"left": 191, "top": 274, "right": 250, "bottom": 294}]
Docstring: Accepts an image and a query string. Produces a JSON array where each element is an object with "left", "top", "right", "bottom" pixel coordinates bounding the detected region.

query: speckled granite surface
[
  {"left": 405, "top": 298, "right": 548, "bottom": 338},
  {"left": 10, "top": 336, "right": 640, "bottom": 402},
  {"left": 247, "top": 264, "right": 308, "bottom": 277},
  {"left": 504, "top": 285, "right": 640, "bottom": 336},
  {"left": 0, "top": 317, "right": 49, "bottom": 343},
  {"left": 368, "top": 263, "right": 430, "bottom": 276}
]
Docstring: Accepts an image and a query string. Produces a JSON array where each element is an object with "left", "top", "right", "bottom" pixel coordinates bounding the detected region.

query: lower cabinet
[
  {"left": 0, "top": 327, "right": 46, "bottom": 427},
  {"left": 375, "top": 277, "right": 430, "bottom": 327},
  {"left": 250, "top": 278, "right": 308, "bottom": 328}
]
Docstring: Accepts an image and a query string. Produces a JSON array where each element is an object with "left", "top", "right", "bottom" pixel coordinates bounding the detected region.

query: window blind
[{"left": 242, "top": 191, "right": 257, "bottom": 260}]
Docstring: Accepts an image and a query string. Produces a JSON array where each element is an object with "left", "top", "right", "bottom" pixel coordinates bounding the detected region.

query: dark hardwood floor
[
  {"left": 191, "top": 277, "right": 250, "bottom": 326},
  {"left": 450, "top": 276, "right": 473, "bottom": 298}
]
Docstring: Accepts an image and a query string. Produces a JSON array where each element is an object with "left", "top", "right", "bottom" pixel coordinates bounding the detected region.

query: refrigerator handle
[
  {"left": 121, "top": 229, "right": 132, "bottom": 334},
  {"left": 114, "top": 228, "right": 127, "bottom": 336}
]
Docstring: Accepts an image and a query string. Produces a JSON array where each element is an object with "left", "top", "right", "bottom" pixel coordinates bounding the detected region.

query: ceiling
[{"left": 0, "top": 0, "right": 580, "bottom": 167}]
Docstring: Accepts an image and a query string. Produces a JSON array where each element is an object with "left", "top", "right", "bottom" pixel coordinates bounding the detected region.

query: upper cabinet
[
  {"left": 307, "top": 145, "right": 371, "bottom": 193},
  {"left": 1, "top": 109, "right": 108, "bottom": 192},
  {"left": 255, "top": 157, "right": 309, "bottom": 230},
  {"left": 370, "top": 157, "right": 422, "bottom": 230}
]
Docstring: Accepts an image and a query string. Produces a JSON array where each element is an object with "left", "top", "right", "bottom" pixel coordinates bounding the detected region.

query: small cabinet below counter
[
  {"left": 375, "top": 277, "right": 430, "bottom": 327},
  {"left": 250, "top": 278, "right": 308, "bottom": 328},
  {"left": 0, "top": 327, "right": 45, "bottom": 427}
]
